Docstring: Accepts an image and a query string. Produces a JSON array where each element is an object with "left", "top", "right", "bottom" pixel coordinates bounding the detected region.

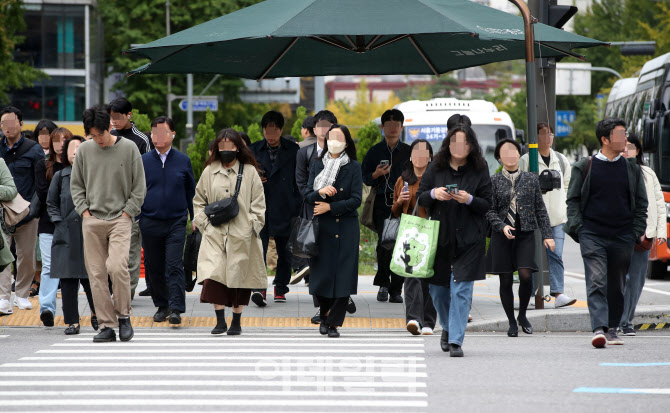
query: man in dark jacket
[
  {"left": 107, "top": 97, "right": 151, "bottom": 299},
  {"left": 361, "top": 109, "right": 411, "bottom": 303},
  {"left": 249, "top": 111, "right": 300, "bottom": 306},
  {"left": 0, "top": 106, "right": 45, "bottom": 313},
  {"left": 139, "top": 116, "right": 195, "bottom": 325},
  {"left": 564, "top": 118, "right": 648, "bottom": 349}
]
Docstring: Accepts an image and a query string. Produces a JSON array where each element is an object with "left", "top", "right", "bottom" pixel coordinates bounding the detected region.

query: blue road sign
[
  {"left": 179, "top": 99, "right": 218, "bottom": 112},
  {"left": 556, "top": 110, "right": 576, "bottom": 137}
]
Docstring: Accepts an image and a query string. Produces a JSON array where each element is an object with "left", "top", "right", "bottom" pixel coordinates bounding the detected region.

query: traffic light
[
  {"left": 547, "top": 4, "right": 578, "bottom": 29},
  {"left": 621, "top": 43, "right": 656, "bottom": 56}
]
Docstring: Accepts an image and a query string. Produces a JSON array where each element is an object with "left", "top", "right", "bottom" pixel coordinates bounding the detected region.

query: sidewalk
[{"left": 2, "top": 273, "right": 668, "bottom": 331}]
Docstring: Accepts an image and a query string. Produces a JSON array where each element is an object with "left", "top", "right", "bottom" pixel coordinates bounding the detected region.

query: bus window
[
  {"left": 661, "top": 112, "right": 670, "bottom": 185},
  {"left": 663, "top": 87, "right": 670, "bottom": 112}
]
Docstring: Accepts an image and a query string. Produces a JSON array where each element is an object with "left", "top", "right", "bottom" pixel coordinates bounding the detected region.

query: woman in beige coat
[{"left": 193, "top": 129, "right": 267, "bottom": 336}]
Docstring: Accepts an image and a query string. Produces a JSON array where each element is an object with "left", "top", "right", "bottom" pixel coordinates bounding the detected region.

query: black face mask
[{"left": 219, "top": 150, "right": 237, "bottom": 164}]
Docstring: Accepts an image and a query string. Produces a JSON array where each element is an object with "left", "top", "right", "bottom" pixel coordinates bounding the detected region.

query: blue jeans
[
  {"left": 429, "top": 273, "right": 474, "bottom": 347},
  {"left": 547, "top": 225, "right": 566, "bottom": 295},
  {"left": 38, "top": 233, "right": 58, "bottom": 315},
  {"left": 620, "top": 248, "right": 651, "bottom": 330}
]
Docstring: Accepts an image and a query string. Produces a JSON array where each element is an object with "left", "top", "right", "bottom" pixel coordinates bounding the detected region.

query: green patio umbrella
[{"left": 125, "top": 0, "right": 605, "bottom": 79}]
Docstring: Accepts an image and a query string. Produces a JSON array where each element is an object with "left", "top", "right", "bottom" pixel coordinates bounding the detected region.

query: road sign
[
  {"left": 556, "top": 110, "right": 576, "bottom": 137},
  {"left": 179, "top": 99, "right": 218, "bottom": 112}
]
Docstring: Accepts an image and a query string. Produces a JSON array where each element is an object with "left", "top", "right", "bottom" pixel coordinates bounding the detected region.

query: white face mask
[{"left": 328, "top": 140, "right": 346, "bottom": 154}]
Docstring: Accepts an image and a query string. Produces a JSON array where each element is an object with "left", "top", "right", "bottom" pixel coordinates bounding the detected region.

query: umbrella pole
[{"left": 508, "top": 0, "right": 544, "bottom": 310}]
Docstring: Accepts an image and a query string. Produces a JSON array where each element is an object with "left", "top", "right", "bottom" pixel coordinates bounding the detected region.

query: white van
[{"left": 375, "top": 98, "right": 522, "bottom": 175}]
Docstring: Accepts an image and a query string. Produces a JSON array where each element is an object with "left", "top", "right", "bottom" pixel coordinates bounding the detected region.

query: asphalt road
[{"left": 0, "top": 327, "right": 668, "bottom": 413}]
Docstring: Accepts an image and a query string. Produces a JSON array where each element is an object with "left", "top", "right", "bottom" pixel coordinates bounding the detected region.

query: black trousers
[
  {"left": 140, "top": 216, "right": 187, "bottom": 313},
  {"left": 317, "top": 295, "right": 349, "bottom": 327},
  {"left": 60, "top": 278, "right": 95, "bottom": 325},
  {"left": 404, "top": 277, "right": 437, "bottom": 329},
  {"left": 260, "top": 233, "right": 291, "bottom": 295},
  {"left": 373, "top": 193, "right": 404, "bottom": 295}
]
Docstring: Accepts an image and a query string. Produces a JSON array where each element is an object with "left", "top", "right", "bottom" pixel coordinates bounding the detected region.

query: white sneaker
[
  {"left": 554, "top": 294, "right": 577, "bottom": 308},
  {"left": 0, "top": 299, "right": 12, "bottom": 315},
  {"left": 14, "top": 296, "right": 33, "bottom": 310},
  {"left": 406, "top": 320, "right": 420, "bottom": 335},
  {"left": 421, "top": 327, "right": 434, "bottom": 335}
]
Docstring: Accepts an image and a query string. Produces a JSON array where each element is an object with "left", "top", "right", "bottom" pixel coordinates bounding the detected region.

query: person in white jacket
[
  {"left": 518, "top": 123, "right": 577, "bottom": 308},
  {"left": 620, "top": 133, "right": 667, "bottom": 336}
]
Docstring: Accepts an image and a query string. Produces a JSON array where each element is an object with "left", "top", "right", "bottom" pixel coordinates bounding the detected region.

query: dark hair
[
  {"left": 627, "top": 132, "right": 644, "bottom": 166},
  {"left": 0, "top": 106, "right": 23, "bottom": 123},
  {"left": 381, "top": 109, "right": 404, "bottom": 125},
  {"left": 60, "top": 135, "right": 85, "bottom": 166},
  {"left": 33, "top": 119, "right": 58, "bottom": 139},
  {"left": 204, "top": 128, "right": 258, "bottom": 169},
  {"left": 537, "top": 122, "right": 554, "bottom": 134},
  {"left": 447, "top": 114, "right": 472, "bottom": 130},
  {"left": 107, "top": 97, "right": 132, "bottom": 114},
  {"left": 46, "top": 128, "right": 73, "bottom": 180},
  {"left": 433, "top": 125, "right": 486, "bottom": 171},
  {"left": 261, "top": 110, "right": 284, "bottom": 130},
  {"left": 319, "top": 124, "right": 357, "bottom": 162},
  {"left": 82, "top": 106, "right": 111, "bottom": 135},
  {"left": 208, "top": 139, "right": 216, "bottom": 151},
  {"left": 596, "top": 117, "right": 627, "bottom": 146},
  {"left": 23, "top": 131, "right": 34, "bottom": 141},
  {"left": 494, "top": 138, "right": 522, "bottom": 162},
  {"left": 151, "top": 116, "right": 175, "bottom": 131},
  {"left": 239, "top": 132, "right": 251, "bottom": 147},
  {"left": 313, "top": 110, "right": 338, "bottom": 125},
  {"left": 302, "top": 116, "right": 316, "bottom": 135},
  {"left": 401, "top": 139, "right": 434, "bottom": 185}
]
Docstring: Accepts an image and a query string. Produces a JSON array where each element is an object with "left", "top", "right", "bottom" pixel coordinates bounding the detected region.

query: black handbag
[
  {"left": 204, "top": 163, "right": 244, "bottom": 226},
  {"left": 380, "top": 213, "right": 400, "bottom": 250},
  {"left": 183, "top": 229, "right": 202, "bottom": 292},
  {"left": 28, "top": 192, "right": 41, "bottom": 220},
  {"left": 287, "top": 211, "right": 319, "bottom": 258}
]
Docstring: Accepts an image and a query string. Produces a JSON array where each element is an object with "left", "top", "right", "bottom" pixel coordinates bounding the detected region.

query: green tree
[
  {"left": 290, "top": 106, "right": 308, "bottom": 141},
  {"left": 356, "top": 121, "right": 382, "bottom": 162},
  {"left": 247, "top": 123, "right": 263, "bottom": 143},
  {"left": 132, "top": 110, "right": 152, "bottom": 134},
  {"left": 0, "top": 0, "right": 46, "bottom": 103},
  {"left": 187, "top": 108, "right": 216, "bottom": 181}
]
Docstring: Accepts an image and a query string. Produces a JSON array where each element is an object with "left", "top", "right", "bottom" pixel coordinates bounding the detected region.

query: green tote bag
[{"left": 389, "top": 204, "right": 440, "bottom": 279}]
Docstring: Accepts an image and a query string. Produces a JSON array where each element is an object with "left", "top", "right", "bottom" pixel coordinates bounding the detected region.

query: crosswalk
[{"left": 0, "top": 330, "right": 429, "bottom": 412}]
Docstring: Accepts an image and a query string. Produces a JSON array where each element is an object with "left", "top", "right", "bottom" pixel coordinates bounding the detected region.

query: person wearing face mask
[
  {"left": 619, "top": 133, "right": 666, "bottom": 336},
  {"left": 138, "top": 117, "right": 195, "bottom": 325},
  {"left": 193, "top": 129, "right": 267, "bottom": 336},
  {"left": 486, "top": 139, "right": 554, "bottom": 338},
  {"left": 47, "top": 136, "right": 98, "bottom": 334},
  {"left": 305, "top": 125, "right": 362, "bottom": 338},
  {"left": 391, "top": 139, "right": 437, "bottom": 336},
  {"left": 564, "top": 118, "right": 648, "bottom": 348},
  {"left": 34, "top": 127, "right": 71, "bottom": 327},
  {"left": 417, "top": 125, "right": 493, "bottom": 357}
]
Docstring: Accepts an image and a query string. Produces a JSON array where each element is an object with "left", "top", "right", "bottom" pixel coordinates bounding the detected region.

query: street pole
[
  {"left": 508, "top": 0, "right": 543, "bottom": 309},
  {"left": 186, "top": 73, "right": 194, "bottom": 140},
  {"left": 314, "top": 76, "right": 325, "bottom": 113},
  {"left": 166, "top": 0, "right": 172, "bottom": 119}
]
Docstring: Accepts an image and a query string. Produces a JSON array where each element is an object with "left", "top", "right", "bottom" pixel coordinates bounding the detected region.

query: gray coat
[
  {"left": 486, "top": 171, "right": 553, "bottom": 239},
  {"left": 46, "top": 166, "right": 88, "bottom": 279}
]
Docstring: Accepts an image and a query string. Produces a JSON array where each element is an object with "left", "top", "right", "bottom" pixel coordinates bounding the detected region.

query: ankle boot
[
  {"left": 227, "top": 312, "right": 242, "bottom": 336},
  {"left": 211, "top": 309, "right": 228, "bottom": 334}
]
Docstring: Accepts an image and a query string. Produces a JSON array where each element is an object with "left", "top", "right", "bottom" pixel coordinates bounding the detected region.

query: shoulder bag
[{"left": 204, "top": 163, "right": 244, "bottom": 226}]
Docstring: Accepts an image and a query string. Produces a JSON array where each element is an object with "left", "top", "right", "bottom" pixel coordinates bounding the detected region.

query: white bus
[{"left": 375, "top": 98, "right": 522, "bottom": 176}]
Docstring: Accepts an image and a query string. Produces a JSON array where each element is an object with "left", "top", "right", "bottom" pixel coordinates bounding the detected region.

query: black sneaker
[
  {"left": 328, "top": 326, "right": 340, "bottom": 338},
  {"left": 138, "top": 288, "right": 152, "bottom": 297},
  {"left": 620, "top": 327, "right": 636, "bottom": 336},
  {"left": 40, "top": 310, "right": 54, "bottom": 327},
  {"left": 153, "top": 307, "right": 169, "bottom": 322},
  {"left": 290, "top": 266, "right": 310, "bottom": 285},
  {"left": 346, "top": 297, "right": 356, "bottom": 314},
  {"left": 389, "top": 294, "right": 403, "bottom": 303},
  {"left": 605, "top": 329, "right": 624, "bottom": 345},
  {"left": 118, "top": 317, "right": 134, "bottom": 342},
  {"left": 251, "top": 291, "right": 267, "bottom": 307},
  {"left": 377, "top": 287, "right": 389, "bottom": 302},
  {"left": 168, "top": 310, "right": 182, "bottom": 325},
  {"left": 64, "top": 324, "right": 80, "bottom": 335},
  {"left": 449, "top": 344, "right": 464, "bottom": 357},
  {"left": 93, "top": 327, "right": 116, "bottom": 342}
]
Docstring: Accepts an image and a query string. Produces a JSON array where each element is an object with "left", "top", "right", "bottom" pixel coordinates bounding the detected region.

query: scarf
[
  {"left": 313, "top": 152, "right": 350, "bottom": 191},
  {"left": 501, "top": 168, "right": 520, "bottom": 227}
]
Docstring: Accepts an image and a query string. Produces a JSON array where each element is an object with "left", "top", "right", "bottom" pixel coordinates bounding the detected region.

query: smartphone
[
  {"left": 380, "top": 160, "right": 390, "bottom": 167},
  {"left": 403, "top": 182, "right": 409, "bottom": 192},
  {"left": 445, "top": 184, "right": 458, "bottom": 195},
  {"left": 258, "top": 169, "right": 266, "bottom": 178}
]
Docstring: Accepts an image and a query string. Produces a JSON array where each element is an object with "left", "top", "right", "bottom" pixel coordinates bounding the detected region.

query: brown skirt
[{"left": 200, "top": 279, "right": 252, "bottom": 307}]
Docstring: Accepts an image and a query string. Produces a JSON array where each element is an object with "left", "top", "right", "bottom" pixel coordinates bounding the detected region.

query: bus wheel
[{"left": 646, "top": 260, "right": 667, "bottom": 280}]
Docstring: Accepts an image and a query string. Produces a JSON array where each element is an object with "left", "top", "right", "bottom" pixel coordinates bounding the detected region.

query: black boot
[
  {"left": 118, "top": 317, "right": 134, "bottom": 342},
  {"left": 211, "top": 309, "right": 227, "bottom": 334},
  {"left": 440, "top": 330, "right": 449, "bottom": 352},
  {"left": 227, "top": 312, "right": 242, "bottom": 336}
]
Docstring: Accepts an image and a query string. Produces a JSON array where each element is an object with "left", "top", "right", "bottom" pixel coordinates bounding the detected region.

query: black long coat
[
  {"left": 249, "top": 137, "right": 301, "bottom": 238},
  {"left": 46, "top": 167, "right": 87, "bottom": 279},
  {"left": 305, "top": 159, "right": 362, "bottom": 298}
]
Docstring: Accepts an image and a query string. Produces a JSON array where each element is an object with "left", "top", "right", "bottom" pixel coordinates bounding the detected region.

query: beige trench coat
[{"left": 193, "top": 160, "right": 267, "bottom": 289}]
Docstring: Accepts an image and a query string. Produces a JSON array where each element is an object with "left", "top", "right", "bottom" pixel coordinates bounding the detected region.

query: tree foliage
[
  {"left": 0, "top": 0, "right": 46, "bottom": 104},
  {"left": 290, "top": 106, "right": 308, "bottom": 141},
  {"left": 356, "top": 121, "right": 382, "bottom": 162},
  {"left": 187, "top": 108, "right": 216, "bottom": 182}
]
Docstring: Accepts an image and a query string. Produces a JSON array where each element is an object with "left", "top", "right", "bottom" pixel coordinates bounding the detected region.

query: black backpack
[{"left": 183, "top": 229, "right": 202, "bottom": 292}]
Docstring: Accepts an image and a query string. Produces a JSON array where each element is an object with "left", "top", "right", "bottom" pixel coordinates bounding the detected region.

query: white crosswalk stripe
[{"left": 0, "top": 331, "right": 429, "bottom": 412}]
